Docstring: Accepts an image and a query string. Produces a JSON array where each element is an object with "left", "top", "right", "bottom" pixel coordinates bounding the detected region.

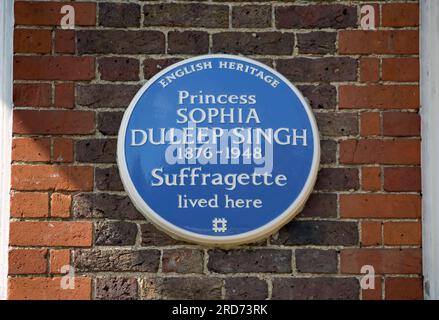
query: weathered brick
[
  {"left": 385, "top": 278, "right": 423, "bottom": 300},
  {"left": 75, "top": 139, "right": 116, "bottom": 163},
  {"left": 273, "top": 221, "right": 358, "bottom": 246},
  {"left": 12, "top": 137, "right": 51, "bottom": 162},
  {"left": 315, "top": 168, "right": 359, "bottom": 191},
  {"left": 99, "top": 3, "right": 140, "bottom": 28},
  {"left": 384, "top": 167, "right": 421, "bottom": 192},
  {"left": 9, "top": 249, "right": 48, "bottom": 275},
  {"left": 49, "top": 249, "right": 70, "bottom": 274},
  {"left": 12, "top": 165, "right": 94, "bottom": 191},
  {"left": 383, "top": 221, "right": 422, "bottom": 246},
  {"left": 13, "top": 83, "right": 51, "bottom": 107},
  {"left": 232, "top": 5, "right": 271, "bottom": 28},
  {"left": 11, "top": 191, "right": 49, "bottom": 218},
  {"left": 77, "top": 30, "right": 164, "bottom": 54},
  {"left": 77, "top": 84, "right": 141, "bottom": 108},
  {"left": 276, "top": 5, "right": 357, "bottom": 29},
  {"left": 276, "top": 58, "right": 357, "bottom": 82},
  {"left": 213, "top": 32, "right": 294, "bottom": 55},
  {"left": 144, "top": 4, "right": 228, "bottom": 28},
  {"left": 73, "top": 193, "right": 143, "bottom": 220},
  {"left": 141, "top": 223, "right": 182, "bottom": 246},
  {"left": 95, "top": 166, "right": 124, "bottom": 191},
  {"left": 143, "top": 58, "right": 182, "bottom": 79},
  {"left": 168, "top": 31, "right": 209, "bottom": 54},
  {"left": 14, "top": 56, "right": 95, "bottom": 81},
  {"left": 340, "top": 249, "right": 422, "bottom": 274},
  {"left": 225, "top": 277, "right": 268, "bottom": 300},
  {"left": 99, "top": 57, "right": 139, "bottom": 81},
  {"left": 142, "top": 277, "right": 222, "bottom": 300},
  {"left": 296, "top": 249, "right": 337, "bottom": 274},
  {"left": 8, "top": 277, "right": 91, "bottom": 300},
  {"left": 321, "top": 140, "right": 337, "bottom": 164},
  {"left": 98, "top": 112, "right": 123, "bottom": 136},
  {"left": 10, "top": 221, "right": 92, "bottom": 247},
  {"left": 162, "top": 249, "right": 204, "bottom": 274},
  {"left": 315, "top": 112, "right": 358, "bottom": 137},
  {"left": 298, "top": 193, "right": 337, "bottom": 218},
  {"left": 53, "top": 138, "right": 73, "bottom": 163},
  {"left": 297, "top": 32, "right": 336, "bottom": 54},
  {"left": 382, "top": 58, "right": 419, "bottom": 82},
  {"left": 95, "top": 221, "right": 138, "bottom": 246},
  {"left": 340, "top": 194, "right": 421, "bottom": 218},
  {"left": 208, "top": 249, "right": 291, "bottom": 273},
  {"left": 13, "top": 110, "right": 95, "bottom": 135},
  {"left": 383, "top": 112, "right": 420, "bottom": 137},
  {"left": 297, "top": 85, "right": 336, "bottom": 110},
  {"left": 51, "top": 193, "right": 71, "bottom": 218},
  {"left": 74, "top": 249, "right": 160, "bottom": 272},
  {"left": 382, "top": 3, "right": 419, "bottom": 27},
  {"left": 14, "top": 29, "right": 51, "bottom": 53},
  {"left": 95, "top": 278, "right": 138, "bottom": 300},
  {"left": 272, "top": 278, "right": 359, "bottom": 300}
]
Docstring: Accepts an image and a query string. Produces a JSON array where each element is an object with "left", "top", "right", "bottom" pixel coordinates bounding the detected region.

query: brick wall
[{"left": 9, "top": 0, "right": 422, "bottom": 300}]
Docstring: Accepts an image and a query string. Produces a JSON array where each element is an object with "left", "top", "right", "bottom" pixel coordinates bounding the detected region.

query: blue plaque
[{"left": 118, "top": 54, "right": 320, "bottom": 245}]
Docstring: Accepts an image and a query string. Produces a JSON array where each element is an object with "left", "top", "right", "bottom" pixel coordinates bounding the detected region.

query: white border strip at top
[
  {"left": 421, "top": 0, "right": 439, "bottom": 300},
  {"left": 0, "top": 0, "right": 13, "bottom": 300}
]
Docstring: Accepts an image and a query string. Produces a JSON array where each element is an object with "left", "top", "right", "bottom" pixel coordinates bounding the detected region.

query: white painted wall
[{"left": 421, "top": 0, "right": 439, "bottom": 300}]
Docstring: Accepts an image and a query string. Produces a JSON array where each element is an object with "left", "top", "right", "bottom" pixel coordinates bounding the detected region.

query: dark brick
[
  {"left": 144, "top": 58, "right": 182, "bottom": 79},
  {"left": 142, "top": 277, "right": 222, "bottom": 300},
  {"left": 321, "top": 140, "right": 337, "bottom": 164},
  {"left": 95, "top": 277, "right": 138, "bottom": 300},
  {"left": 98, "top": 112, "right": 123, "bottom": 136},
  {"left": 299, "top": 193, "right": 337, "bottom": 218},
  {"left": 297, "top": 32, "right": 336, "bottom": 54},
  {"left": 99, "top": 57, "right": 139, "bottom": 81},
  {"left": 95, "top": 166, "right": 124, "bottom": 191},
  {"left": 272, "top": 278, "right": 360, "bottom": 300},
  {"left": 75, "top": 139, "right": 116, "bottom": 163},
  {"left": 144, "top": 4, "right": 228, "bottom": 28},
  {"left": 225, "top": 277, "right": 268, "bottom": 300},
  {"left": 276, "top": 5, "right": 357, "bottom": 29},
  {"left": 273, "top": 221, "right": 359, "bottom": 246},
  {"left": 213, "top": 32, "right": 294, "bottom": 55},
  {"left": 74, "top": 249, "right": 160, "bottom": 272},
  {"left": 141, "top": 223, "right": 182, "bottom": 246},
  {"left": 73, "top": 193, "right": 143, "bottom": 220},
  {"left": 316, "top": 112, "right": 358, "bottom": 136},
  {"left": 168, "top": 31, "right": 209, "bottom": 54},
  {"left": 77, "top": 84, "right": 141, "bottom": 108},
  {"left": 298, "top": 85, "right": 337, "bottom": 110},
  {"left": 99, "top": 3, "right": 140, "bottom": 28},
  {"left": 77, "top": 30, "right": 164, "bottom": 54},
  {"left": 276, "top": 58, "right": 357, "bottom": 82},
  {"left": 296, "top": 249, "right": 338, "bottom": 273},
  {"left": 162, "top": 249, "right": 204, "bottom": 274},
  {"left": 232, "top": 5, "right": 271, "bottom": 28},
  {"left": 95, "top": 221, "right": 137, "bottom": 246},
  {"left": 316, "top": 168, "right": 359, "bottom": 191},
  {"left": 207, "top": 249, "right": 291, "bottom": 273}
]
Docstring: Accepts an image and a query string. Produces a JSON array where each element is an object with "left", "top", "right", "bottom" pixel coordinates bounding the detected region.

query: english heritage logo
[{"left": 117, "top": 54, "right": 320, "bottom": 245}]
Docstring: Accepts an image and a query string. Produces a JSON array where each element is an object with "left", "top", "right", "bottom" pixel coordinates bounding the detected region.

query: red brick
[
  {"left": 383, "top": 221, "right": 422, "bottom": 246},
  {"left": 339, "top": 30, "right": 418, "bottom": 54},
  {"left": 13, "top": 83, "right": 52, "bottom": 107},
  {"left": 360, "top": 112, "right": 381, "bottom": 136},
  {"left": 15, "top": 1, "right": 96, "bottom": 26},
  {"left": 382, "top": 58, "right": 419, "bottom": 82},
  {"left": 339, "top": 85, "right": 419, "bottom": 109},
  {"left": 385, "top": 278, "right": 423, "bottom": 300},
  {"left": 51, "top": 193, "right": 71, "bottom": 218},
  {"left": 53, "top": 138, "right": 73, "bottom": 163},
  {"left": 384, "top": 167, "right": 421, "bottom": 192},
  {"left": 360, "top": 58, "right": 379, "bottom": 83},
  {"left": 12, "top": 137, "right": 51, "bottom": 162},
  {"left": 9, "top": 249, "right": 48, "bottom": 275},
  {"left": 10, "top": 191, "right": 49, "bottom": 218},
  {"left": 50, "top": 249, "right": 70, "bottom": 274},
  {"left": 14, "top": 56, "right": 95, "bottom": 80},
  {"left": 340, "top": 139, "right": 420, "bottom": 165},
  {"left": 11, "top": 165, "right": 94, "bottom": 191},
  {"left": 8, "top": 277, "right": 92, "bottom": 300},
  {"left": 13, "top": 110, "right": 95, "bottom": 135},
  {"left": 55, "top": 30, "right": 75, "bottom": 54},
  {"left": 54, "top": 83, "right": 74, "bottom": 109},
  {"left": 9, "top": 221, "right": 92, "bottom": 247},
  {"left": 340, "top": 194, "right": 421, "bottom": 218},
  {"left": 362, "top": 167, "right": 381, "bottom": 191},
  {"left": 382, "top": 3, "right": 419, "bottom": 27},
  {"left": 361, "top": 221, "right": 382, "bottom": 246},
  {"left": 14, "top": 29, "right": 51, "bottom": 53},
  {"left": 340, "top": 249, "right": 422, "bottom": 274},
  {"left": 362, "top": 276, "right": 382, "bottom": 300},
  {"left": 383, "top": 112, "right": 420, "bottom": 137}
]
